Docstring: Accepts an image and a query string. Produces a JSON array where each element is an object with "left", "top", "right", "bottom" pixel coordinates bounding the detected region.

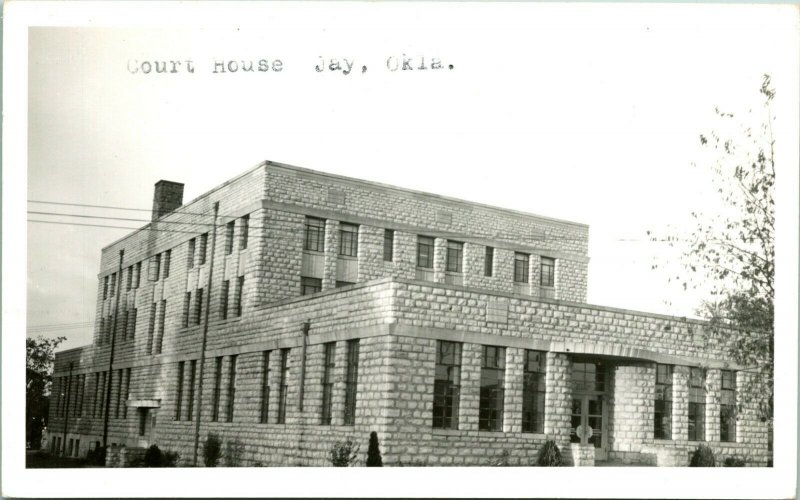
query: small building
[{"left": 48, "top": 161, "right": 769, "bottom": 466}]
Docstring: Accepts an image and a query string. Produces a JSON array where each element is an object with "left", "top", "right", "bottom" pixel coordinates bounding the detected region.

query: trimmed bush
[
  {"left": 366, "top": 431, "right": 383, "bottom": 467},
  {"left": 724, "top": 456, "right": 746, "bottom": 467},
  {"left": 143, "top": 445, "right": 180, "bottom": 467},
  {"left": 536, "top": 440, "right": 562, "bottom": 466},
  {"left": 689, "top": 444, "right": 716, "bottom": 467},
  {"left": 203, "top": 434, "right": 222, "bottom": 467},
  {"left": 85, "top": 446, "right": 107, "bottom": 466},
  {"left": 329, "top": 438, "right": 359, "bottom": 467}
]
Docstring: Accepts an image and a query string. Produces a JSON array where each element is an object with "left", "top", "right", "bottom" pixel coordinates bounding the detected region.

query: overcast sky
[{"left": 24, "top": 4, "right": 798, "bottom": 351}]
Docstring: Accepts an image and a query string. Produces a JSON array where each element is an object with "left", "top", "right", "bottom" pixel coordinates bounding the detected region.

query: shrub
[
  {"left": 724, "top": 456, "right": 746, "bottom": 467},
  {"left": 689, "top": 444, "right": 716, "bottom": 467},
  {"left": 486, "top": 449, "right": 511, "bottom": 466},
  {"left": 536, "top": 440, "right": 562, "bottom": 466},
  {"left": 203, "top": 434, "right": 222, "bottom": 467},
  {"left": 85, "top": 446, "right": 107, "bottom": 466},
  {"left": 366, "top": 431, "right": 383, "bottom": 467},
  {"left": 329, "top": 438, "right": 359, "bottom": 467},
  {"left": 225, "top": 439, "right": 245, "bottom": 467},
  {"left": 144, "top": 445, "right": 163, "bottom": 467}
]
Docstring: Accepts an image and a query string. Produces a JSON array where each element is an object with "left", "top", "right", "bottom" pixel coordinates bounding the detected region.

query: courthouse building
[{"left": 48, "top": 161, "right": 769, "bottom": 466}]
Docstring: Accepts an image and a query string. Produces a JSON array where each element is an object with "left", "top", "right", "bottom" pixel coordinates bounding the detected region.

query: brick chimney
[{"left": 151, "top": 180, "right": 184, "bottom": 221}]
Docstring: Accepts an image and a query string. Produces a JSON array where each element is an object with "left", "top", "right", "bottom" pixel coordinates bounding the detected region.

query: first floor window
[
  {"left": 187, "top": 361, "right": 196, "bottom": 421},
  {"left": 321, "top": 343, "right": 336, "bottom": 425},
  {"left": 522, "top": 350, "right": 546, "bottom": 433},
  {"left": 433, "top": 341, "right": 461, "bottom": 429},
  {"left": 720, "top": 370, "right": 737, "bottom": 442},
  {"left": 227, "top": 355, "right": 237, "bottom": 422},
  {"left": 175, "top": 361, "right": 185, "bottom": 420},
  {"left": 479, "top": 345, "right": 506, "bottom": 431},
  {"left": 260, "top": 351, "right": 270, "bottom": 424},
  {"left": 123, "top": 368, "right": 131, "bottom": 419},
  {"left": 211, "top": 356, "right": 223, "bottom": 422},
  {"left": 344, "top": 339, "right": 360, "bottom": 425},
  {"left": 301, "top": 276, "right": 322, "bottom": 296},
  {"left": 654, "top": 364, "right": 673, "bottom": 439},
  {"left": 688, "top": 367, "right": 706, "bottom": 441},
  {"left": 278, "top": 349, "right": 289, "bottom": 424}
]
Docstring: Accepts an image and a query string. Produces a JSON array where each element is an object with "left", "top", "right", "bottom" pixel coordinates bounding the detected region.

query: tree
[
  {"left": 650, "top": 75, "right": 775, "bottom": 421},
  {"left": 26, "top": 335, "right": 66, "bottom": 448},
  {"left": 366, "top": 431, "right": 383, "bottom": 467}
]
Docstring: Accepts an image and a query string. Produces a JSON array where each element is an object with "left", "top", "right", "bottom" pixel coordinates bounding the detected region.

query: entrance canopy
[{"left": 126, "top": 399, "right": 161, "bottom": 408}]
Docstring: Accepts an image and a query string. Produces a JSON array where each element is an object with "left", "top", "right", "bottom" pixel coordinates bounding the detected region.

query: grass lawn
[{"left": 26, "top": 450, "right": 94, "bottom": 468}]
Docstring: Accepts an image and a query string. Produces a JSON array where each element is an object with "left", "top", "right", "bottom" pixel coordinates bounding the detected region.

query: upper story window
[
  {"left": 383, "top": 229, "right": 394, "bottom": 262},
  {"left": 240, "top": 214, "right": 249, "bottom": 250},
  {"left": 187, "top": 238, "right": 196, "bottom": 269},
  {"left": 655, "top": 364, "right": 673, "bottom": 440},
  {"left": 514, "top": 252, "right": 529, "bottom": 283},
  {"left": 540, "top": 257, "right": 555, "bottom": 287},
  {"left": 720, "top": 370, "right": 737, "bottom": 443},
  {"left": 151, "top": 254, "right": 161, "bottom": 282},
  {"left": 445, "top": 241, "right": 463, "bottom": 273},
  {"left": 199, "top": 233, "right": 209, "bottom": 265},
  {"left": 134, "top": 262, "right": 141, "bottom": 289},
  {"left": 109, "top": 272, "right": 117, "bottom": 297},
  {"left": 484, "top": 247, "right": 494, "bottom": 277},
  {"left": 103, "top": 276, "right": 109, "bottom": 300},
  {"left": 163, "top": 250, "right": 171, "bottom": 279},
  {"left": 304, "top": 217, "right": 325, "bottom": 252},
  {"left": 339, "top": 223, "right": 359, "bottom": 257},
  {"left": 417, "top": 236, "right": 434, "bottom": 269},
  {"left": 225, "top": 221, "right": 235, "bottom": 255},
  {"left": 433, "top": 340, "right": 461, "bottom": 430},
  {"left": 126, "top": 266, "right": 133, "bottom": 291},
  {"left": 688, "top": 367, "right": 706, "bottom": 441}
]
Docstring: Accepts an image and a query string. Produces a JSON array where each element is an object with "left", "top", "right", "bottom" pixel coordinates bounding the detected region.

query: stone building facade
[{"left": 47, "top": 161, "right": 769, "bottom": 466}]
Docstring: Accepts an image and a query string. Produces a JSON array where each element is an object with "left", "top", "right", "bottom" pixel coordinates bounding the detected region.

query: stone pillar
[
  {"left": 393, "top": 231, "right": 417, "bottom": 280},
  {"left": 544, "top": 352, "right": 571, "bottom": 446},
  {"left": 705, "top": 368, "right": 721, "bottom": 442},
  {"left": 672, "top": 365, "right": 690, "bottom": 441},
  {"left": 330, "top": 339, "right": 349, "bottom": 426},
  {"left": 459, "top": 343, "right": 482, "bottom": 431},
  {"left": 529, "top": 254, "right": 541, "bottom": 297},
  {"left": 503, "top": 347, "right": 525, "bottom": 433},
  {"left": 356, "top": 225, "right": 383, "bottom": 282},
  {"left": 736, "top": 371, "right": 770, "bottom": 465},
  {"left": 267, "top": 349, "right": 283, "bottom": 424},
  {"left": 433, "top": 238, "right": 447, "bottom": 284},
  {"left": 322, "top": 220, "right": 339, "bottom": 290}
]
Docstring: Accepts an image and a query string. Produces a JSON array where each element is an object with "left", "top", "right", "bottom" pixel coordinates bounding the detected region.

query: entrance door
[
  {"left": 137, "top": 408, "right": 157, "bottom": 447},
  {"left": 570, "top": 360, "right": 608, "bottom": 460}
]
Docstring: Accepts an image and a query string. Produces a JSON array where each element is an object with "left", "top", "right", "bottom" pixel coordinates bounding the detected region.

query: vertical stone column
[
  {"left": 529, "top": 254, "right": 541, "bottom": 297},
  {"left": 705, "top": 368, "right": 721, "bottom": 442},
  {"left": 267, "top": 349, "right": 283, "bottom": 424},
  {"left": 322, "top": 220, "right": 339, "bottom": 290},
  {"left": 503, "top": 347, "right": 525, "bottom": 433},
  {"left": 736, "top": 371, "right": 770, "bottom": 465},
  {"left": 495, "top": 249, "right": 515, "bottom": 294},
  {"left": 330, "top": 339, "right": 349, "bottom": 426},
  {"left": 393, "top": 231, "right": 417, "bottom": 280},
  {"left": 544, "top": 352, "right": 571, "bottom": 445},
  {"left": 356, "top": 225, "right": 383, "bottom": 282},
  {"left": 459, "top": 343, "right": 482, "bottom": 431},
  {"left": 433, "top": 238, "right": 447, "bottom": 284},
  {"left": 672, "top": 365, "right": 690, "bottom": 441}
]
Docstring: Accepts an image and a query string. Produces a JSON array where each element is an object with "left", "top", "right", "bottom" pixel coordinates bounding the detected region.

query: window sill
[
  {"left": 337, "top": 255, "right": 358, "bottom": 261},
  {"left": 303, "top": 250, "right": 324, "bottom": 256},
  {"left": 432, "top": 428, "right": 461, "bottom": 436}
]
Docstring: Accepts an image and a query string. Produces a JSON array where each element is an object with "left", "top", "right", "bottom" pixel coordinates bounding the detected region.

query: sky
[{"left": 22, "top": 3, "right": 799, "bottom": 352}]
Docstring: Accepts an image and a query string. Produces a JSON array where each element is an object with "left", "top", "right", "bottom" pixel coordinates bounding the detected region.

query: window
[
  {"left": 163, "top": 250, "right": 171, "bottom": 279},
  {"left": 103, "top": 276, "right": 109, "bottom": 299},
  {"left": 433, "top": 341, "right": 461, "bottom": 429},
  {"left": 147, "top": 302, "right": 157, "bottom": 354},
  {"left": 240, "top": 214, "right": 249, "bottom": 250},
  {"left": 99, "top": 317, "right": 105, "bottom": 345},
  {"left": 126, "top": 266, "right": 133, "bottom": 291},
  {"left": 188, "top": 238, "right": 196, "bottom": 269},
  {"left": 138, "top": 409, "right": 147, "bottom": 437},
  {"left": 304, "top": 217, "right": 325, "bottom": 252},
  {"left": 182, "top": 292, "right": 191, "bottom": 328},
  {"left": 301, "top": 277, "right": 322, "bottom": 296},
  {"left": 417, "top": 236, "right": 434, "bottom": 268},
  {"left": 522, "top": 350, "right": 546, "bottom": 433},
  {"left": 339, "top": 223, "right": 359, "bottom": 257},
  {"left": 277, "top": 349, "right": 289, "bottom": 424},
  {"left": 187, "top": 361, "right": 196, "bottom": 421},
  {"left": 109, "top": 272, "right": 116, "bottom": 297},
  {"left": 655, "top": 364, "right": 673, "bottom": 439},
  {"left": 479, "top": 346, "right": 506, "bottom": 431},
  {"left": 720, "top": 370, "right": 737, "bottom": 442},
  {"left": 123, "top": 368, "right": 131, "bottom": 419},
  {"left": 235, "top": 276, "right": 244, "bottom": 317},
  {"left": 260, "top": 351, "right": 270, "bottom": 424},
  {"left": 127, "top": 308, "right": 137, "bottom": 339},
  {"left": 99, "top": 371, "right": 107, "bottom": 416},
  {"left": 225, "top": 220, "right": 235, "bottom": 255},
  {"left": 93, "top": 373, "right": 100, "bottom": 417},
  {"left": 445, "top": 240, "right": 463, "bottom": 273},
  {"left": 199, "top": 233, "right": 208, "bottom": 265},
  {"left": 335, "top": 281, "right": 354, "bottom": 288},
  {"left": 121, "top": 310, "right": 129, "bottom": 341},
  {"left": 153, "top": 254, "right": 161, "bottom": 281},
  {"left": 77, "top": 375, "right": 85, "bottom": 418},
  {"left": 227, "top": 355, "right": 237, "bottom": 422},
  {"left": 175, "top": 361, "right": 185, "bottom": 420},
  {"left": 571, "top": 362, "right": 606, "bottom": 392},
  {"left": 134, "top": 262, "right": 141, "bottom": 289},
  {"left": 154, "top": 299, "right": 166, "bottom": 354},
  {"left": 540, "top": 257, "right": 555, "bottom": 287},
  {"left": 514, "top": 253, "right": 529, "bottom": 283},
  {"left": 321, "top": 343, "right": 336, "bottom": 425},
  {"left": 485, "top": 247, "right": 494, "bottom": 277},
  {"left": 344, "top": 339, "right": 360, "bottom": 425},
  {"left": 211, "top": 356, "right": 223, "bottom": 422},
  {"left": 115, "top": 369, "right": 123, "bottom": 418},
  {"left": 688, "top": 367, "right": 706, "bottom": 441},
  {"left": 383, "top": 229, "right": 394, "bottom": 261},
  {"left": 194, "top": 288, "right": 204, "bottom": 325},
  {"left": 220, "top": 280, "right": 230, "bottom": 320}
]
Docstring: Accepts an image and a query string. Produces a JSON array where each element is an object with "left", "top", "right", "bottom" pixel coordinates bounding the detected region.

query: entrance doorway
[
  {"left": 570, "top": 360, "right": 608, "bottom": 460},
  {"left": 137, "top": 407, "right": 157, "bottom": 448}
]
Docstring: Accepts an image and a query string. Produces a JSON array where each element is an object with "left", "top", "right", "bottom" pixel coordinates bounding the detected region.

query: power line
[{"left": 28, "top": 199, "right": 218, "bottom": 218}]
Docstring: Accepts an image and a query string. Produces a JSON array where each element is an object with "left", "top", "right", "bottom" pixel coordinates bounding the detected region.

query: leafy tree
[
  {"left": 650, "top": 75, "right": 775, "bottom": 421},
  {"left": 26, "top": 336, "right": 66, "bottom": 449}
]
